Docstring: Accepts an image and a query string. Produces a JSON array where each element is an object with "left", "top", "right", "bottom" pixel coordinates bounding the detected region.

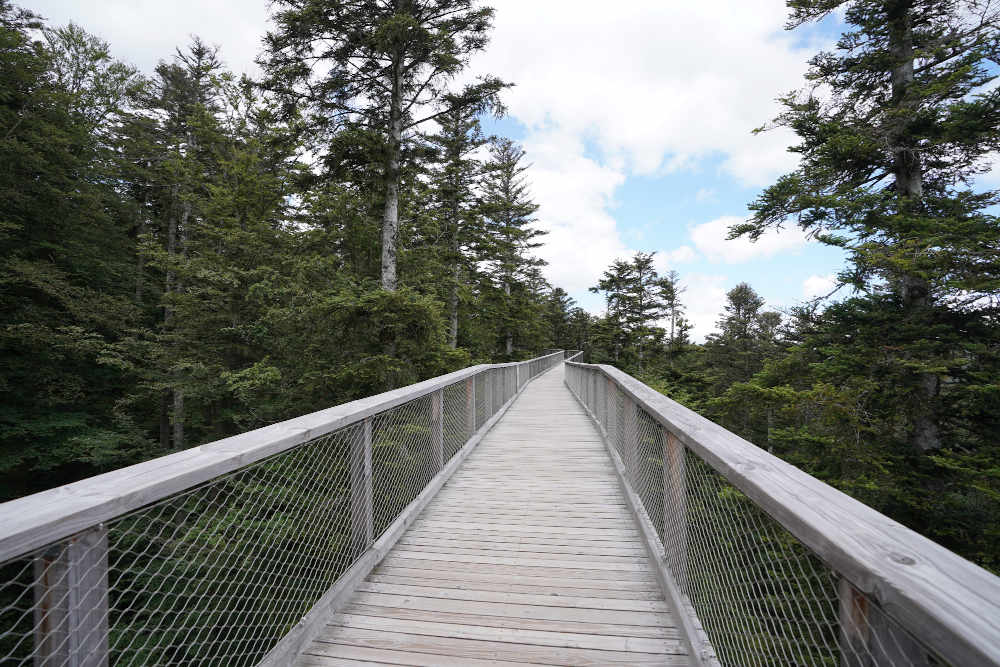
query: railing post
[
  {"left": 663, "top": 429, "right": 688, "bottom": 595},
  {"left": 838, "top": 579, "right": 932, "bottom": 667},
  {"left": 486, "top": 369, "right": 494, "bottom": 417},
  {"left": 606, "top": 377, "right": 616, "bottom": 446},
  {"left": 34, "top": 525, "right": 109, "bottom": 667},
  {"left": 621, "top": 393, "right": 639, "bottom": 484},
  {"left": 465, "top": 377, "right": 476, "bottom": 437},
  {"left": 351, "top": 418, "right": 373, "bottom": 552},
  {"left": 431, "top": 388, "right": 444, "bottom": 473}
]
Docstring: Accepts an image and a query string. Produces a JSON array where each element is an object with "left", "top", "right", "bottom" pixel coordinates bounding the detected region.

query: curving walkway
[{"left": 297, "top": 364, "right": 691, "bottom": 666}]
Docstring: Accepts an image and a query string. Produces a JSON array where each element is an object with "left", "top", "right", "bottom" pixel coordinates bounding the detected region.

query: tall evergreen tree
[
  {"left": 426, "top": 106, "right": 487, "bottom": 348},
  {"left": 262, "top": 0, "right": 507, "bottom": 291},
  {"left": 736, "top": 0, "right": 1000, "bottom": 451},
  {"left": 479, "top": 138, "right": 545, "bottom": 357}
]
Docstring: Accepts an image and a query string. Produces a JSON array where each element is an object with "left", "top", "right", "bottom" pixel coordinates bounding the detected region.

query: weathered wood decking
[{"left": 297, "top": 364, "right": 691, "bottom": 666}]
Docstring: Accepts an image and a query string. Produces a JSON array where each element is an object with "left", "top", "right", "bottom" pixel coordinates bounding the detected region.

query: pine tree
[
  {"left": 425, "top": 106, "right": 487, "bottom": 348},
  {"left": 736, "top": 0, "right": 1000, "bottom": 451},
  {"left": 262, "top": 0, "right": 508, "bottom": 291},
  {"left": 479, "top": 138, "right": 545, "bottom": 357}
]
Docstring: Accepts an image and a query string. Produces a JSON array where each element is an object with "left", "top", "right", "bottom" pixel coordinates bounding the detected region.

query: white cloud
[
  {"left": 30, "top": 0, "right": 269, "bottom": 76},
  {"left": 689, "top": 216, "right": 810, "bottom": 264},
  {"left": 695, "top": 188, "right": 716, "bottom": 202},
  {"left": 803, "top": 273, "right": 837, "bottom": 299},
  {"left": 521, "top": 130, "right": 629, "bottom": 293},
  {"left": 471, "top": 0, "right": 825, "bottom": 297},
  {"left": 666, "top": 245, "right": 698, "bottom": 264},
  {"left": 477, "top": 0, "right": 821, "bottom": 185},
  {"left": 680, "top": 274, "right": 729, "bottom": 342}
]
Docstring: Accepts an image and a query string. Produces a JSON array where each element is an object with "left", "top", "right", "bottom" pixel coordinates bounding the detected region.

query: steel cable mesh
[
  {"left": 564, "top": 363, "right": 942, "bottom": 667},
  {"left": 475, "top": 372, "right": 487, "bottom": 429},
  {"left": 1, "top": 357, "right": 565, "bottom": 667},
  {"left": 370, "top": 394, "right": 433, "bottom": 538},
  {"left": 682, "top": 453, "right": 942, "bottom": 667},
  {"left": 442, "top": 381, "right": 470, "bottom": 462},
  {"left": 2, "top": 424, "right": 365, "bottom": 667}
]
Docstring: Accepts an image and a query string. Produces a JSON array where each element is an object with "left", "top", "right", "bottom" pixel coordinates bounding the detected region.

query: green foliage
[{"left": 0, "top": 2, "right": 563, "bottom": 502}]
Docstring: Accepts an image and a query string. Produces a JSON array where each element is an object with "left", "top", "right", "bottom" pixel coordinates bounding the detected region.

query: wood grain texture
[
  {"left": 569, "top": 360, "right": 1000, "bottom": 666},
  {"left": 297, "top": 364, "right": 690, "bottom": 666}
]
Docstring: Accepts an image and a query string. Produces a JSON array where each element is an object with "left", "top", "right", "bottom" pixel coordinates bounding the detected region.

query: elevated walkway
[
  {"left": 1, "top": 351, "right": 998, "bottom": 667},
  {"left": 298, "top": 365, "right": 691, "bottom": 666}
]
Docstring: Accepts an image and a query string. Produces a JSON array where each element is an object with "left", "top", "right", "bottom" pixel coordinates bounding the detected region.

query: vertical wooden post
[
  {"left": 663, "top": 429, "right": 688, "bottom": 594},
  {"left": 34, "top": 525, "right": 109, "bottom": 667},
  {"left": 465, "top": 377, "right": 476, "bottom": 437},
  {"left": 351, "top": 418, "right": 373, "bottom": 552},
  {"left": 607, "top": 377, "right": 616, "bottom": 446},
  {"left": 838, "top": 578, "right": 932, "bottom": 667},
  {"left": 431, "top": 389, "right": 444, "bottom": 473},
  {"left": 486, "top": 369, "right": 494, "bottom": 417},
  {"left": 622, "top": 394, "right": 639, "bottom": 485}
]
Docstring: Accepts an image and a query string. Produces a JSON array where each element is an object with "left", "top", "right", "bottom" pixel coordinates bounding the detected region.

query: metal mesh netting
[
  {"left": 0, "top": 354, "right": 563, "bottom": 667},
  {"left": 2, "top": 424, "right": 365, "bottom": 667},
  {"left": 564, "top": 362, "right": 943, "bottom": 667}
]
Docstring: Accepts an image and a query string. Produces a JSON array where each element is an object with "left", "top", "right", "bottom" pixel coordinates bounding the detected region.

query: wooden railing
[
  {"left": 0, "top": 352, "right": 565, "bottom": 667},
  {"left": 565, "top": 359, "right": 1000, "bottom": 667}
]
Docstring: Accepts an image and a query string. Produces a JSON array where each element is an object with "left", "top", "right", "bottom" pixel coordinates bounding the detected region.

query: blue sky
[{"left": 30, "top": 0, "right": 993, "bottom": 340}]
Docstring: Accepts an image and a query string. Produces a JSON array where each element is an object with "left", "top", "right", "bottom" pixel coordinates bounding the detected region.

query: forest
[{"left": 1, "top": 0, "right": 998, "bottom": 585}]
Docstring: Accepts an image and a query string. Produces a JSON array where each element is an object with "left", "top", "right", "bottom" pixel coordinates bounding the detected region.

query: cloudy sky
[{"left": 29, "top": 0, "right": 855, "bottom": 339}]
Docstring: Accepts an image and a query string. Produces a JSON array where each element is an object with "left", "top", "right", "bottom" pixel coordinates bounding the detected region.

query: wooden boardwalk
[{"left": 297, "top": 364, "right": 691, "bottom": 666}]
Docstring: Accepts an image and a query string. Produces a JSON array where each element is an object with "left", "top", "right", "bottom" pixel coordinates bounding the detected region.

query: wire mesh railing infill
[
  {"left": 0, "top": 352, "right": 564, "bottom": 666},
  {"left": 564, "top": 360, "right": 1000, "bottom": 667}
]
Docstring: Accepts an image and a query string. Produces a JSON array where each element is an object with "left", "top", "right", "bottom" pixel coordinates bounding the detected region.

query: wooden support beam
[
  {"left": 431, "top": 389, "right": 444, "bottom": 474},
  {"left": 351, "top": 419, "right": 373, "bottom": 552},
  {"left": 465, "top": 377, "right": 476, "bottom": 438},
  {"left": 838, "top": 578, "right": 932, "bottom": 667},
  {"left": 34, "top": 525, "right": 108, "bottom": 667},
  {"left": 663, "top": 429, "right": 688, "bottom": 595}
]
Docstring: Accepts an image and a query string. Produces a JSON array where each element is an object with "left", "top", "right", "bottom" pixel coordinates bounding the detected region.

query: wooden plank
[
  {"left": 367, "top": 574, "right": 663, "bottom": 600},
  {"left": 295, "top": 362, "right": 689, "bottom": 666},
  {"left": 380, "top": 556, "right": 659, "bottom": 582},
  {"left": 311, "top": 626, "right": 688, "bottom": 666},
  {"left": 346, "top": 591, "right": 674, "bottom": 627},
  {"left": 353, "top": 581, "right": 670, "bottom": 612},
  {"left": 373, "top": 566, "right": 661, "bottom": 593},
  {"left": 302, "top": 643, "right": 538, "bottom": 667},
  {"left": 328, "top": 613, "right": 685, "bottom": 653},
  {"left": 583, "top": 361, "right": 1000, "bottom": 666},
  {"left": 346, "top": 603, "right": 680, "bottom": 639},
  {"left": 387, "top": 549, "right": 651, "bottom": 571}
]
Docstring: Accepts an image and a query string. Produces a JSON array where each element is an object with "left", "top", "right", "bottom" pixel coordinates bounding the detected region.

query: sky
[{"left": 25, "top": 1, "right": 883, "bottom": 340}]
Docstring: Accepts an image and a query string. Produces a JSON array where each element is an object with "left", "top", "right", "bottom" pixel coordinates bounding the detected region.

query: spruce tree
[
  {"left": 426, "top": 106, "right": 487, "bottom": 348},
  {"left": 737, "top": 0, "right": 1000, "bottom": 451},
  {"left": 479, "top": 138, "right": 545, "bottom": 357},
  {"left": 262, "top": 0, "right": 508, "bottom": 291}
]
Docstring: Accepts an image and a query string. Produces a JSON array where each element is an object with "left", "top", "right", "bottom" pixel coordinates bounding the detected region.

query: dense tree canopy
[{"left": 0, "top": 1, "right": 563, "bottom": 501}]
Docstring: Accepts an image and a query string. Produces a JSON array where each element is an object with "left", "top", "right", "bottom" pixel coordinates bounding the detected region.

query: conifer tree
[
  {"left": 426, "top": 106, "right": 487, "bottom": 348},
  {"left": 736, "top": 0, "right": 1000, "bottom": 450},
  {"left": 262, "top": 0, "right": 508, "bottom": 291},
  {"left": 479, "top": 138, "right": 545, "bottom": 357}
]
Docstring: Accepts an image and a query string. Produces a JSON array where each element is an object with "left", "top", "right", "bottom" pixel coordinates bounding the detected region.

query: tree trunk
[
  {"left": 172, "top": 390, "right": 185, "bottom": 451},
  {"left": 889, "top": 0, "right": 941, "bottom": 451},
  {"left": 504, "top": 281, "right": 512, "bottom": 357},
  {"left": 381, "top": 55, "right": 403, "bottom": 292},
  {"left": 448, "top": 269, "right": 459, "bottom": 349},
  {"left": 159, "top": 391, "right": 170, "bottom": 451}
]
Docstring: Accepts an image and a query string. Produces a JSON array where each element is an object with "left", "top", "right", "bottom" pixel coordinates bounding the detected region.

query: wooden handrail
[
  {"left": 0, "top": 352, "right": 565, "bottom": 563},
  {"left": 566, "top": 360, "right": 1000, "bottom": 666}
]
